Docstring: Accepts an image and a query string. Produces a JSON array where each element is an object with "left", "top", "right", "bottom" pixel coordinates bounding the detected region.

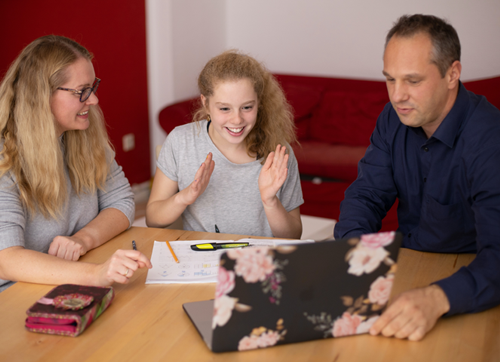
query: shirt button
[
  {"left": 408, "top": 233, "right": 412, "bottom": 238},
  {"left": 424, "top": 177, "right": 427, "bottom": 182},
  {"left": 423, "top": 147, "right": 429, "bottom": 152}
]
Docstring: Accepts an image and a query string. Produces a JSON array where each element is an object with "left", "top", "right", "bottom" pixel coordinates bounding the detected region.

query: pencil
[{"left": 165, "top": 240, "right": 179, "bottom": 263}]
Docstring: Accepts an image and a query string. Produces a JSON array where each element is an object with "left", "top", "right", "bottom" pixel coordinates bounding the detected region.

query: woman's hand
[
  {"left": 258, "top": 145, "right": 289, "bottom": 207},
  {"left": 96, "top": 249, "right": 152, "bottom": 286},
  {"left": 48, "top": 235, "right": 88, "bottom": 261},
  {"left": 177, "top": 152, "right": 215, "bottom": 206}
]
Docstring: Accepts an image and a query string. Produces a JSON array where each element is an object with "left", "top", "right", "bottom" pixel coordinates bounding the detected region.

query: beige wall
[
  {"left": 226, "top": 0, "right": 500, "bottom": 81},
  {"left": 146, "top": 0, "right": 500, "bottom": 173}
]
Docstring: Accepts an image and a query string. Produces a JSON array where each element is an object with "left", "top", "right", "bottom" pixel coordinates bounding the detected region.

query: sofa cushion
[
  {"left": 159, "top": 98, "right": 199, "bottom": 134},
  {"left": 293, "top": 115, "right": 310, "bottom": 140},
  {"left": 292, "top": 141, "right": 367, "bottom": 181},
  {"left": 463, "top": 76, "right": 500, "bottom": 111},
  {"left": 281, "top": 83, "right": 324, "bottom": 119},
  {"left": 281, "top": 83, "right": 324, "bottom": 140},
  {"left": 300, "top": 180, "right": 399, "bottom": 231},
  {"left": 310, "top": 90, "right": 389, "bottom": 146}
]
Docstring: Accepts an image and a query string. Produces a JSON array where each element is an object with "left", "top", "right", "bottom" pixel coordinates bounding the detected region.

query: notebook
[{"left": 183, "top": 231, "right": 402, "bottom": 352}]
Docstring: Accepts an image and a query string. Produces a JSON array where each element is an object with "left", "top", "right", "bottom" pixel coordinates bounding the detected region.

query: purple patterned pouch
[{"left": 25, "top": 284, "right": 114, "bottom": 337}]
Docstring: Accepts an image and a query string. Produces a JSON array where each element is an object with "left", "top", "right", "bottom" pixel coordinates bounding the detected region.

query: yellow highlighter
[{"left": 190, "top": 242, "right": 249, "bottom": 251}]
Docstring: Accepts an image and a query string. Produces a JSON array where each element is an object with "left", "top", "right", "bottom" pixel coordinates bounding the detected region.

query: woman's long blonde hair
[
  {"left": 193, "top": 50, "right": 297, "bottom": 163},
  {"left": 0, "top": 35, "right": 112, "bottom": 218}
]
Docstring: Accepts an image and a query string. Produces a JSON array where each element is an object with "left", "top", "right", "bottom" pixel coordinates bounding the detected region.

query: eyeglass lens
[{"left": 81, "top": 79, "right": 100, "bottom": 102}]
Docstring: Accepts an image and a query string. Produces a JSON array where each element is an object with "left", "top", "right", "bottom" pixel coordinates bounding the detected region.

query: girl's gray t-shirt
[{"left": 157, "top": 120, "right": 304, "bottom": 237}]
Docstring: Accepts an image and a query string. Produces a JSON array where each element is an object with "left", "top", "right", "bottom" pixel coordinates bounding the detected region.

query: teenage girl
[{"left": 147, "top": 50, "right": 303, "bottom": 238}]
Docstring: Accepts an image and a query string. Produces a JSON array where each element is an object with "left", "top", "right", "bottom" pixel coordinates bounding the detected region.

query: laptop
[{"left": 183, "top": 231, "right": 402, "bottom": 352}]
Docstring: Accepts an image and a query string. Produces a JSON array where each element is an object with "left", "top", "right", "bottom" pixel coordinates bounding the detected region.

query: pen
[
  {"left": 166, "top": 240, "right": 179, "bottom": 263},
  {"left": 132, "top": 240, "right": 137, "bottom": 250},
  {"left": 191, "top": 242, "right": 249, "bottom": 251}
]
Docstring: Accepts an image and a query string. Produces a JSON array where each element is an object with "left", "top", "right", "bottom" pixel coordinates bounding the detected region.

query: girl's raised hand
[
  {"left": 258, "top": 145, "right": 289, "bottom": 207},
  {"left": 178, "top": 152, "right": 215, "bottom": 206}
]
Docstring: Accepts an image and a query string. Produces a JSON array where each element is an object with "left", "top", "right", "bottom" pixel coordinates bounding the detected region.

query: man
[{"left": 334, "top": 14, "right": 500, "bottom": 341}]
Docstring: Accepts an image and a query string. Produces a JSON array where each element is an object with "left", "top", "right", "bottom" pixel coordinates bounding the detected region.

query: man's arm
[
  {"left": 334, "top": 106, "right": 398, "bottom": 239},
  {"left": 433, "top": 142, "right": 500, "bottom": 315},
  {"left": 372, "top": 132, "right": 500, "bottom": 340}
]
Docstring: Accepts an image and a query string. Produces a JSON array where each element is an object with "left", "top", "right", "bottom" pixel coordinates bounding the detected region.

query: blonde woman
[
  {"left": 147, "top": 50, "right": 303, "bottom": 238},
  {"left": 0, "top": 35, "right": 151, "bottom": 292}
]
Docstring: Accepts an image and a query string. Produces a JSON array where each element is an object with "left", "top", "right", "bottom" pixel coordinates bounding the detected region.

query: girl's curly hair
[{"left": 193, "top": 50, "right": 297, "bottom": 163}]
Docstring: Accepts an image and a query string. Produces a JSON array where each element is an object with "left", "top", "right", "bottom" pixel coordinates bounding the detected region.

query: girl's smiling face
[
  {"left": 202, "top": 78, "right": 258, "bottom": 151},
  {"left": 50, "top": 57, "right": 98, "bottom": 136}
]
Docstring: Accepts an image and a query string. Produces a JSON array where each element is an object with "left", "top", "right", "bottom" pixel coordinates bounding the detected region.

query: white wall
[
  {"left": 226, "top": 0, "right": 500, "bottom": 81},
  {"left": 146, "top": 0, "right": 226, "bottom": 174},
  {"left": 147, "top": 0, "right": 500, "bottom": 172}
]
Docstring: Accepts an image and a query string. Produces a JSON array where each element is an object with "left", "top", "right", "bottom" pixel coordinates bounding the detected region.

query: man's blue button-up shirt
[{"left": 334, "top": 82, "right": 500, "bottom": 315}]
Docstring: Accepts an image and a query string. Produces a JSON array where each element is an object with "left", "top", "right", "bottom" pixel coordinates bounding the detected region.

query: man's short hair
[{"left": 385, "top": 14, "right": 461, "bottom": 77}]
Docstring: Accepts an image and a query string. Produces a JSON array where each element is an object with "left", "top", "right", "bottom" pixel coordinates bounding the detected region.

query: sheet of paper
[{"left": 145, "top": 238, "right": 313, "bottom": 284}]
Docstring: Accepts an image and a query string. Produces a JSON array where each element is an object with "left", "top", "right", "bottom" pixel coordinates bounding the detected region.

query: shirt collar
[{"left": 429, "top": 81, "right": 470, "bottom": 148}]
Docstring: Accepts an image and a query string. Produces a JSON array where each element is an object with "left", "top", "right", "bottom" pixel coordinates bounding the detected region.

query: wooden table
[{"left": 0, "top": 227, "right": 498, "bottom": 362}]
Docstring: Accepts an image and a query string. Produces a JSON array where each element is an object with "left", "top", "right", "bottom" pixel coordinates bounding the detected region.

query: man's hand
[
  {"left": 369, "top": 284, "right": 450, "bottom": 341},
  {"left": 48, "top": 235, "right": 88, "bottom": 261}
]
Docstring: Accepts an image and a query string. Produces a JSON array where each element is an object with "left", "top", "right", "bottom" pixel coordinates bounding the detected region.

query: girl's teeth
[
  {"left": 228, "top": 127, "right": 243, "bottom": 132},
  {"left": 78, "top": 111, "right": 88, "bottom": 116}
]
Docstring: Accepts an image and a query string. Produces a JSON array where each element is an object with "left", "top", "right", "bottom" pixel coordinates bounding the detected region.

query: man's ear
[{"left": 447, "top": 60, "right": 462, "bottom": 89}]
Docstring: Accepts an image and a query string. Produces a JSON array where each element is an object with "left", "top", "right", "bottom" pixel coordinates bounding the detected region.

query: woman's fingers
[{"left": 100, "top": 250, "right": 152, "bottom": 285}]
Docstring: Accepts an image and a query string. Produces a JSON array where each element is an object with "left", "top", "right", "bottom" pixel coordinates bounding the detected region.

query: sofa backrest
[
  {"left": 274, "top": 74, "right": 389, "bottom": 146},
  {"left": 158, "top": 98, "right": 199, "bottom": 134},
  {"left": 463, "top": 76, "right": 500, "bottom": 111},
  {"left": 158, "top": 74, "right": 500, "bottom": 145}
]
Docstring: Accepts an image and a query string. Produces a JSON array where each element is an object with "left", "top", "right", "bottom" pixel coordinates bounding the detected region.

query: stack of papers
[{"left": 145, "top": 238, "right": 313, "bottom": 284}]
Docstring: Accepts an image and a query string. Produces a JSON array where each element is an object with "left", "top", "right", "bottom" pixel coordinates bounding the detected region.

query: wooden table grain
[{"left": 0, "top": 227, "right": 498, "bottom": 362}]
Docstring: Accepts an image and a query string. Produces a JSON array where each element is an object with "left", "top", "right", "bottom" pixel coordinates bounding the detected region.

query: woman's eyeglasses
[{"left": 56, "top": 78, "right": 101, "bottom": 102}]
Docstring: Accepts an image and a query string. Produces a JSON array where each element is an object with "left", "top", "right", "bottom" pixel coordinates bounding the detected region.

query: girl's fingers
[
  {"left": 197, "top": 153, "right": 214, "bottom": 182},
  {"left": 208, "top": 159, "right": 215, "bottom": 176},
  {"left": 272, "top": 145, "right": 287, "bottom": 169},
  {"left": 263, "top": 151, "right": 275, "bottom": 171},
  {"left": 194, "top": 162, "right": 206, "bottom": 179}
]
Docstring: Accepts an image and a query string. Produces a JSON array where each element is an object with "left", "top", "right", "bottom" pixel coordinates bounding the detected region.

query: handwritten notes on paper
[{"left": 145, "top": 239, "right": 313, "bottom": 284}]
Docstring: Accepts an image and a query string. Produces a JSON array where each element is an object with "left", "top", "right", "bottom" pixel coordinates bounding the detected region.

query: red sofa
[{"left": 158, "top": 74, "right": 500, "bottom": 232}]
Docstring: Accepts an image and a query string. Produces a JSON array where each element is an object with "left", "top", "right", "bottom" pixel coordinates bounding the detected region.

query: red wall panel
[{"left": 0, "top": 0, "right": 151, "bottom": 185}]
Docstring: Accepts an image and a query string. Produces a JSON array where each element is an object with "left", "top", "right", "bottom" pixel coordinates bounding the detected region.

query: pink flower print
[
  {"left": 238, "top": 335, "right": 260, "bottom": 351},
  {"left": 230, "top": 247, "right": 275, "bottom": 283},
  {"left": 332, "top": 312, "right": 362, "bottom": 337},
  {"left": 347, "top": 245, "right": 389, "bottom": 276},
  {"left": 257, "top": 330, "right": 281, "bottom": 348},
  {"left": 226, "top": 248, "right": 247, "bottom": 259},
  {"left": 212, "top": 294, "right": 236, "bottom": 328},
  {"left": 356, "top": 316, "right": 380, "bottom": 334},
  {"left": 360, "top": 231, "right": 395, "bottom": 249},
  {"left": 368, "top": 274, "right": 395, "bottom": 305},
  {"left": 215, "top": 266, "right": 235, "bottom": 299}
]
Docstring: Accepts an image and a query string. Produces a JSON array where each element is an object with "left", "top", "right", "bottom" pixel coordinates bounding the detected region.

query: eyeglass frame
[{"left": 56, "top": 77, "right": 101, "bottom": 102}]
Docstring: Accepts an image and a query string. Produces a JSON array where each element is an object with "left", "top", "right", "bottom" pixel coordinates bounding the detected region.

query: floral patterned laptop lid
[{"left": 210, "top": 231, "right": 402, "bottom": 352}]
